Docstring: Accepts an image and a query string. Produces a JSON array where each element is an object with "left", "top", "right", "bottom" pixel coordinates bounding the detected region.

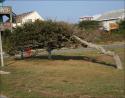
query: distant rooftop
[
  {"left": 97, "top": 9, "right": 125, "bottom": 21},
  {"left": 16, "top": 11, "right": 35, "bottom": 18},
  {"left": 15, "top": 11, "right": 35, "bottom": 22}
]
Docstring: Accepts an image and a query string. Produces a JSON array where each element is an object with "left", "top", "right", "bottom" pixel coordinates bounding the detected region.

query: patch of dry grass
[{"left": 0, "top": 48, "right": 125, "bottom": 98}]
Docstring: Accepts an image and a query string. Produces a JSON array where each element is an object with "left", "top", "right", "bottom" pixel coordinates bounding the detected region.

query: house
[
  {"left": 79, "top": 15, "right": 101, "bottom": 21},
  {"left": 96, "top": 9, "right": 125, "bottom": 31},
  {"left": 0, "top": 6, "right": 44, "bottom": 30},
  {"left": 79, "top": 9, "right": 124, "bottom": 31},
  {"left": 80, "top": 16, "right": 94, "bottom": 21},
  {"left": 13, "top": 11, "right": 44, "bottom": 27}
]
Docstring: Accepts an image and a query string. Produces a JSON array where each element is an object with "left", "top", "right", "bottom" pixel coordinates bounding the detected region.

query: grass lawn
[{"left": 0, "top": 48, "right": 125, "bottom": 98}]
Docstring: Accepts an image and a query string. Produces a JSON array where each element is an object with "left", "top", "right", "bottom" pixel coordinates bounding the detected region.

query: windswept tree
[
  {"left": 11, "top": 20, "right": 82, "bottom": 59},
  {"left": 3, "top": 20, "right": 123, "bottom": 69},
  {"left": 78, "top": 20, "right": 100, "bottom": 30}
]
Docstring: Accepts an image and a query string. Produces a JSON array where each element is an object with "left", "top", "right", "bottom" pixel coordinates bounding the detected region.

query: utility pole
[
  {"left": 0, "top": 0, "right": 6, "bottom": 67},
  {"left": 0, "top": 29, "right": 4, "bottom": 67}
]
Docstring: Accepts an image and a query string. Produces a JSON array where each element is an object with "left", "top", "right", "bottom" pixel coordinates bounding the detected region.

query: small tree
[
  {"left": 78, "top": 20, "right": 100, "bottom": 30},
  {"left": 5, "top": 20, "right": 103, "bottom": 58},
  {"left": 11, "top": 20, "right": 78, "bottom": 59}
]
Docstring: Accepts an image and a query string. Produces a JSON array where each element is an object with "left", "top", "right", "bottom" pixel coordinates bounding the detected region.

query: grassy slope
[{"left": 0, "top": 48, "right": 125, "bottom": 98}]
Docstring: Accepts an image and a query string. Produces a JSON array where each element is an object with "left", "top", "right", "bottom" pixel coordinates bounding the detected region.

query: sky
[{"left": 3, "top": 0, "right": 125, "bottom": 23}]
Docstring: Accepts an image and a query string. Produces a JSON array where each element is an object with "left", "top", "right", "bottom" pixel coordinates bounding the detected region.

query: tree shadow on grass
[
  {"left": 6, "top": 61, "right": 16, "bottom": 66},
  {"left": 28, "top": 55, "right": 116, "bottom": 68}
]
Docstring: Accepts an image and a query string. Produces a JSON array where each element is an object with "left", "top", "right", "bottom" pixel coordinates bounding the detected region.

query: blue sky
[{"left": 4, "top": 0, "right": 124, "bottom": 23}]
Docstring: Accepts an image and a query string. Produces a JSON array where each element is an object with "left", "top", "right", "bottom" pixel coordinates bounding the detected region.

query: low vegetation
[
  {"left": 3, "top": 20, "right": 82, "bottom": 58},
  {"left": 2, "top": 20, "right": 125, "bottom": 57},
  {"left": 78, "top": 20, "right": 100, "bottom": 30}
]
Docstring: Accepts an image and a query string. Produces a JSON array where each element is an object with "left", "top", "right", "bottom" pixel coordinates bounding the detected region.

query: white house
[
  {"left": 80, "top": 16, "right": 94, "bottom": 21},
  {"left": 79, "top": 9, "right": 124, "bottom": 31},
  {"left": 13, "top": 11, "right": 44, "bottom": 27},
  {"left": 80, "top": 15, "right": 101, "bottom": 21},
  {"left": 96, "top": 9, "right": 125, "bottom": 31}
]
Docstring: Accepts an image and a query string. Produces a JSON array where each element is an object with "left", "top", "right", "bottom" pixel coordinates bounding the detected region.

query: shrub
[
  {"left": 2, "top": 29, "right": 13, "bottom": 53},
  {"left": 78, "top": 20, "right": 100, "bottom": 30},
  {"left": 11, "top": 20, "right": 80, "bottom": 58}
]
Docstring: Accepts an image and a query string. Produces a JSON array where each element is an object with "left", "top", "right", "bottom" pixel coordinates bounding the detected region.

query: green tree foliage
[
  {"left": 2, "top": 29, "right": 13, "bottom": 53},
  {"left": 78, "top": 20, "right": 100, "bottom": 30},
  {"left": 111, "top": 20, "right": 125, "bottom": 35},
  {"left": 11, "top": 20, "right": 81, "bottom": 58},
  {"left": 3, "top": 20, "right": 102, "bottom": 58},
  {"left": 118, "top": 20, "right": 125, "bottom": 32},
  {"left": 118, "top": 20, "right": 125, "bottom": 37}
]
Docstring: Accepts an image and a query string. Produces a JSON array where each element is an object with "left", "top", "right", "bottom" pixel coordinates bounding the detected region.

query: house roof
[
  {"left": 97, "top": 9, "right": 125, "bottom": 21},
  {"left": 15, "top": 11, "right": 35, "bottom": 23}
]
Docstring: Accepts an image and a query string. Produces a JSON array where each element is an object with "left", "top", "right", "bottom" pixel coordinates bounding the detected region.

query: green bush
[
  {"left": 78, "top": 20, "right": 100, "bottom": 30},
  {"left": 10, "top": 20, "right": 82, "bottom": 58},
  {"left": 119, "top": 20, "right": 125, "bottom": 30},
  {"left": 2, "top": 29, "right": 13, "bottom": 53},
  {"left": 111, "top": 20, "right": 125, "bottom": 35}
]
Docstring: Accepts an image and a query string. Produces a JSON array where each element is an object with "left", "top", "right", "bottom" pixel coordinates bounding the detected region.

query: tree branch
[{"left": 73, "top": 35, "right": 123, "bottom": 69}]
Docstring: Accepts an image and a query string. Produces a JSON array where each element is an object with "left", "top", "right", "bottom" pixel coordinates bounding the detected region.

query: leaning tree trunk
[
  {"left": 47, "top": 49, "right": 52, "bottom": 59},
  {"left": 48, "top": 51, "right": 52, "bottom": 59},
  {"left": 73, "top": 35, "right": 123, "bottom": 69},
  {"left": 21, "top": 50, "right": 24, "bottom": 59}
]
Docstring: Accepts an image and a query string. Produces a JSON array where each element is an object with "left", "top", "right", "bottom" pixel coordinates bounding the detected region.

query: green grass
[{"left": 0, "top": 48, "right": 125, "bottom": 98}]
